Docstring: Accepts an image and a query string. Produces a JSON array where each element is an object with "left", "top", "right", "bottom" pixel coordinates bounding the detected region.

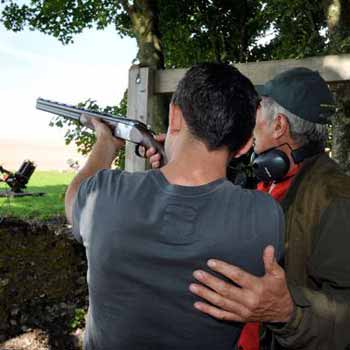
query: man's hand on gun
[
  {"left": 89, "top": 117, "right": 125, "bottom": 150},
  {"left": 144, "top": 133, "right": 166, "bottom": 168},
  {"left": 36, "top": 98, "right": 166, "bottom": 165}
]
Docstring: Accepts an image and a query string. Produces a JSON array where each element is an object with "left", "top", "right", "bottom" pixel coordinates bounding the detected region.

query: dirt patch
[{"left": 0, "top": 218, "right": 87, "bottom": 350}]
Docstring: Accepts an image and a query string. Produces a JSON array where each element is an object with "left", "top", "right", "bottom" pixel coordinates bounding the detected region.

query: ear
[
  {"left": 233, "top": 136, "right": 253, "bottom": 158},
  {"left": 273, "top": 114, "right": 289, "bottom": 140},
  {"left": 168, "top": 103, "right": 183, "bottom": 134}
]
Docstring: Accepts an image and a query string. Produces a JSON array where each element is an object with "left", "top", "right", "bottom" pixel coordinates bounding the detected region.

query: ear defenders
[{"left": 251, "top": 142, "right": 324, "bottom": 183}]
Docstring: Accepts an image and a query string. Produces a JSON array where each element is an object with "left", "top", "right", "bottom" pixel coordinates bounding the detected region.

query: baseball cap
[{"left": 256, "top": 67, "right": 336, "bottom": 124}]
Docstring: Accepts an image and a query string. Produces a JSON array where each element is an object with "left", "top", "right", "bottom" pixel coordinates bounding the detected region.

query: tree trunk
[
  {"left": 124, "top": 0, "right": 167, "bottom": 134},
  {"left": 323, "top": 0, "right": 350, "bottom": 49},
  {"left": 330, "top": 82, "right": 350, "bottom": 174},
  {"left": 126, "top": 0, "right": 164, "bottom": 69},
  {"left": 323, "top": 0, "right": 350, "bottom": 173}
]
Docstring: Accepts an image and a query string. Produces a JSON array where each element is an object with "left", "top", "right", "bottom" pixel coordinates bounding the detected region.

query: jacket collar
[{"left": 280, "top": 153, "right": 327, "bottom": 212}]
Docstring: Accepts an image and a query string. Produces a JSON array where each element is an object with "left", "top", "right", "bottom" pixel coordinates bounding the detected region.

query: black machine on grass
[{"left": 0, "top": 160, "right": 45, "bottom": 197}]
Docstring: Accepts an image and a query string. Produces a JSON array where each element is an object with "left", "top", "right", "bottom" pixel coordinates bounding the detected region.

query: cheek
[
  {"left": 253, "top": 126, "right": 268, "bottom": 153},
  {"left": 253, "top": 125, "right": 263, "bottom": 142}
]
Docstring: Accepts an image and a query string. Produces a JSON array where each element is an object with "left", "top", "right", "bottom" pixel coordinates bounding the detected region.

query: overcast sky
[{"left": 0, "top": 24, "right": 138, "bottom": 144}]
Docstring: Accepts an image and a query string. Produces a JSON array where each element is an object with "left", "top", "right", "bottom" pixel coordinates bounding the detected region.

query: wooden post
[
  {"left": 154, "top": 54, "right": 350, "bottom": 93},
  {"left": 125, "top": 65, "right": 154, "bottom": 172}
]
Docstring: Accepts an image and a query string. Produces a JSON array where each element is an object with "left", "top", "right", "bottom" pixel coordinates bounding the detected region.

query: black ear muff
[{"left": 251, "top": 149, "right": 290, "bottom": 183}]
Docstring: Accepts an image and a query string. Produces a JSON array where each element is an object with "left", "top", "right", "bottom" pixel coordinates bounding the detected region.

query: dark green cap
[{"left": 256, "top": 67, "right": 335, "bottom": 124}]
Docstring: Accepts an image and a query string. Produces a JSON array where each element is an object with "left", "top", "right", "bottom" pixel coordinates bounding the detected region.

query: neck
[
  {"left": 161, "top": 140, "right": 229, "bottom": 186},
  {"left": 278, "top": 140, "right": 301, "bottom": 173}
]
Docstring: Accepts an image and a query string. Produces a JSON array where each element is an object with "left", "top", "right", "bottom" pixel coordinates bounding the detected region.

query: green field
[{"left": 0, "top": 171, "right": 75, "bottom": 220}]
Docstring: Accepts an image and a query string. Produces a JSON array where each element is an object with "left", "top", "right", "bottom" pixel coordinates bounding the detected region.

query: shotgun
[{"left": 36, "top": 97, "right": 167, "bottom": 166}]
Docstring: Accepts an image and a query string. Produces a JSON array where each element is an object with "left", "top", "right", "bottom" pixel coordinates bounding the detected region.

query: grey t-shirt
[{"left": 73, "top": 169, "right": 284, "bottom": 350}]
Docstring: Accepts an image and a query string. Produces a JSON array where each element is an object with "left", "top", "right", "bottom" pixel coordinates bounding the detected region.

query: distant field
[
  {"left": 0, "top": 138, "right": 86, "bottom": 171},
  {"left": 0, "top": 171, "right": 75, "bottom": 220}
]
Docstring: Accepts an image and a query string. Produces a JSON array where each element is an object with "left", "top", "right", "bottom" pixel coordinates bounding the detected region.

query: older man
[{"left": 147, "top": 67, "right": 350, "bottom": 350}]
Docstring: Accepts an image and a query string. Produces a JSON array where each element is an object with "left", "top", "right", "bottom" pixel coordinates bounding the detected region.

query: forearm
[
  {"left": 269, "top": 285, "right": 350, "bottom": 349},
  {"left": 65, "top": 138, "right": 121, "bottom": 223}
]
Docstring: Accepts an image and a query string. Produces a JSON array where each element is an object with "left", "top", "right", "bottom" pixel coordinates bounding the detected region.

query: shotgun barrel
[{"left": 36, "top": 98, "right": 167, "bottom": 166}]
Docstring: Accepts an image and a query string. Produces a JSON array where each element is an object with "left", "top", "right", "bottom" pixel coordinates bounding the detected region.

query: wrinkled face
[{"left": 253, "top": 102, "right": 276, "bottom": 154}]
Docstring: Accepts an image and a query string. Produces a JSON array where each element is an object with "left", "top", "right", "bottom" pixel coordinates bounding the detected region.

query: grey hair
[{"left": 260, "top": 97, "right": 328, "bottom": 145}]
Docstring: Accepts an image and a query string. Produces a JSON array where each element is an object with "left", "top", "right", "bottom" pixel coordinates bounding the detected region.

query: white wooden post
[{"left": 125, "top": 65, "right": 154, "bottom": 172}]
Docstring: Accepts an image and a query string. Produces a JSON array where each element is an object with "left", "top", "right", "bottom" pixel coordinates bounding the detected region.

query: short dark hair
[{"left": 171, "top": 62, "right": 258, "bottom": 153}]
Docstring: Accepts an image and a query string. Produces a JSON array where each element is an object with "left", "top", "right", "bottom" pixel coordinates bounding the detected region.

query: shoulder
[
  {"left": 226, "top": 184, "right": 284, "bottom": 223},
  {"left": 300, "top": 154, "right": 350, "bottom": 199},
  {"left": 238, "top": 185, "right": 281, "bottom": 209},
  {"left": 82, "top": 168, "right": 149, "bottom": 188},
  {"left": 233, "top": 187, "right": 285, "bottom": 261},
  {"left": 252, "top": 189, "right": 284, "bottom": 221},
  {"left": 77, "top": 169, "right": 122, "bottom": 194}
]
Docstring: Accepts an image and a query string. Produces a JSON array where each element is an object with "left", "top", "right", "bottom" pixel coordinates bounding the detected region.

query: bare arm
[{"left": 65, "top": 118, "right": 125, "bottom": 224}]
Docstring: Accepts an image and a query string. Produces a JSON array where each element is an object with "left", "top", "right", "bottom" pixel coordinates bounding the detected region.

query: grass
[{"left": 0, "top": 171, "right": 75, "bottom": 220}]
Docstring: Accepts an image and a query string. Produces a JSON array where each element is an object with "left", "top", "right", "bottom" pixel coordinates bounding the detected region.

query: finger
[
  {"left": 207, "top": 260, "right": 258, "bottom": 289},
  {"left": 90, "top": 117, "right": 100, "bottom": 127},
  {"left": 263, "top": 245, "right": 275, "bottom": 274},
  {"left": 90, "top": 117, "right": 111, "bottom": 134},
  {"left": 189, "top": 283, "right": 248, "bottom": 318},
  {"left": 150, "top": 154, "right": 161, "bottom": 162},
  {"left": 150, "top": 154, "right": 161, "bottom": 168},
  {"left": 263, "top": 246, "right": 284, "bottom": 278},
  {"left": 154, "top": 133, "right": 166, "bottom": 142},
  {"left": 193, "top": 270, "right": 244, "bottom": 300},
  {"left": 152, "top": 161, "right": 160, "bottom": 169},
  {"left": 193, "top": 301, "right": 243, "bottom": 322},
  {"left": 145, "top": 147, "right": 156, "bottom": 158}
]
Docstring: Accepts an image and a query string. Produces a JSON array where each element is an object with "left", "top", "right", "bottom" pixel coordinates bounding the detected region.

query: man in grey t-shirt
[{"left": 65, "top": 63, "right": 284, "bottom": 350}]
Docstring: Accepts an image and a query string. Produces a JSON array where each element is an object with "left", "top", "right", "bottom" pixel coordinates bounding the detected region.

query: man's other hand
[
  {"left": 145, "top": 133, "right": 166, "bottom": 169},
  {"left": 189, "top": 245, "right": 295, "bottom": 323}
]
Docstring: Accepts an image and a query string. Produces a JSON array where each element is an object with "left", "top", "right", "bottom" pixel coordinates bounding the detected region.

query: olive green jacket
[{"left": 269, "top": 153, "right": 350, "bottom": 349}]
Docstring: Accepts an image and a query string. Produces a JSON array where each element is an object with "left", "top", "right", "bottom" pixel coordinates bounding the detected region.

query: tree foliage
[
  {"left": 1, "top": 0, "right": 350, "bottom": 170},
  {"left": 49, "top": 93, "right": 128, "bottom": 169},
  {"left": 1, "top": 0, "right": 333, "bottom": 66},
  {"left": 1, "top": 0, "right": 130, "bottom": 43}
]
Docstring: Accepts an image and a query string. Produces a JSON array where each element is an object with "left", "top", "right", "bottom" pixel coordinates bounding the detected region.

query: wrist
[
  {"left": 267, "top": 304, "right": 304, "bottom": 336},
  {"left": 267, "top": 285, "right": 309, "bottom": 335},
  {"left": 281, "top": 291, "right": 295, "bottom": 323}
]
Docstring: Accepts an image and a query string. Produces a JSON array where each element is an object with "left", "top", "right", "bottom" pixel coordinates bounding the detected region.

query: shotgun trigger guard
[{"left": 135, "top": 144, "right": 146, "bottom": 158}]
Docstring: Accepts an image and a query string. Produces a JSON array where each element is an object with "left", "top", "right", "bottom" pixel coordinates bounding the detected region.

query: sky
[{"left": 0, "top": 24, "right": 138, "bottom": 145}]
